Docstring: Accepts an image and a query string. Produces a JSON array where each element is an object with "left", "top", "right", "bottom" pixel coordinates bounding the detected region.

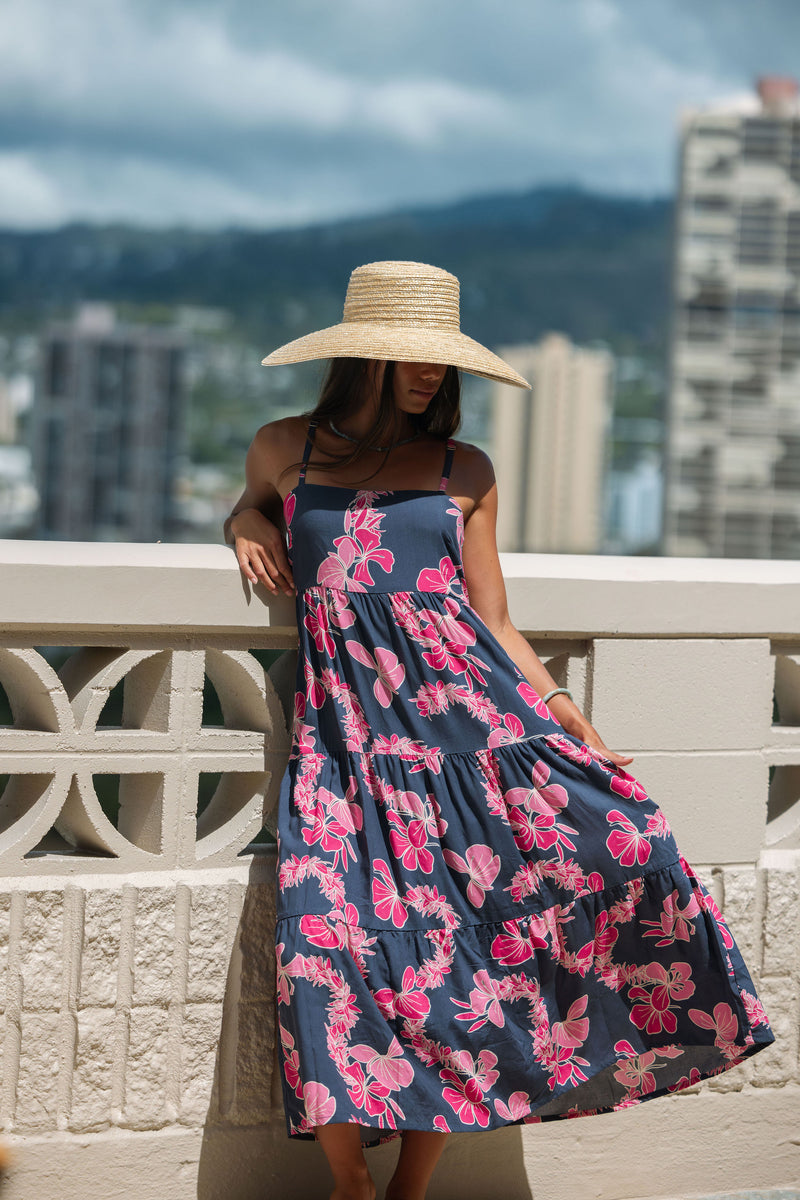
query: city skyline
[{"left": 2, "top": 0, "right": 799, "bottom": 229}]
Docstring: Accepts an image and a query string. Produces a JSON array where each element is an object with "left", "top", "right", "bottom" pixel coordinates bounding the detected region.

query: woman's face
[{"left": 390, "top": 360, "right": 448, "bottom": 415}]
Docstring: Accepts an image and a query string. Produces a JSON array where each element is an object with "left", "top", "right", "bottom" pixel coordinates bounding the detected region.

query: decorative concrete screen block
[
  {"left": 590, "top": 638, "right": 773, "bottom": 752},
  {"left": 0, "top": 646, "right": 289, "bottom": 873}
]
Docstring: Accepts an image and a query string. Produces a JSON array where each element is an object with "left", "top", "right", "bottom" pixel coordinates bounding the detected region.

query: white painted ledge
[{"left": 2, "top": 540, "right": 800, "bottom": 637}]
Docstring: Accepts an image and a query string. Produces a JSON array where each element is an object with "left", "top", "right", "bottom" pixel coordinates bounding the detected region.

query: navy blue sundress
[{"left": 274, "top": 418, "right": 773, "bottom": 1142}]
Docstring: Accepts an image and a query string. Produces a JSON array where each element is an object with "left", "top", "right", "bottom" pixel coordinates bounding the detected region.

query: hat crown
[{"left": 342, "top": 261, "right": 461, "bottom": 331}]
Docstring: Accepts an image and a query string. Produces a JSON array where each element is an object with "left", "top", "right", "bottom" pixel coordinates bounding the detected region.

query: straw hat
[{"left": 261, "top": 260, "right": 531, "bottom": 389}]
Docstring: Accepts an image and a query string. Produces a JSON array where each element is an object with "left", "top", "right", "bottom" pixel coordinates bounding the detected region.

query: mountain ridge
[{"left": 0, "top": 183, "right": 674, "bottom": 351}]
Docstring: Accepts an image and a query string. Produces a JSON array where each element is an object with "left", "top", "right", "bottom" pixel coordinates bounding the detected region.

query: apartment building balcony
[{"left": 0, "top": 541, "right": 797, "bottom": 1200}]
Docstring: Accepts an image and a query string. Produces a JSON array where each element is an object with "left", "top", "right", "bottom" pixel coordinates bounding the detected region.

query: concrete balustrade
[{"left": 0, "top": 541, "right": 798, "bottom": 1200}]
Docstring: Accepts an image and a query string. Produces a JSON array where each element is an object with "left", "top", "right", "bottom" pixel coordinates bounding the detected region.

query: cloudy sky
[{"left": 0, "top": 0, "right": 796, "bottom": 230}]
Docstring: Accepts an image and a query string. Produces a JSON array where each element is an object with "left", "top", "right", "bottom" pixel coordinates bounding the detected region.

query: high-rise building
[
  {"left": 663, "top": 76, "right": 800, "bottom": 558},
  {"left": 32, "top": 304, "right": 186, "bottom": 541},
  {"left": 490, "top": 333, "right": 613, "bottom": 554}
]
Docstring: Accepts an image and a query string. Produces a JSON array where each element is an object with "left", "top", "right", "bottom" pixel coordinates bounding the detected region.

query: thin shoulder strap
[
  {"left": 439, "top": 437, "right": 457, "bottom": 492},
  {"left": 297, "top": 418, "right": 319, "bottom": 484}
]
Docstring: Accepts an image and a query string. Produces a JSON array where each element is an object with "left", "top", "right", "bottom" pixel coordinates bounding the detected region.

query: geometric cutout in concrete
[
  {"left": 773, "top": 653, "right": 800, "bottom": 726},
  {"left": 766, "top": 763, "right": 800, "bottom": 849}
]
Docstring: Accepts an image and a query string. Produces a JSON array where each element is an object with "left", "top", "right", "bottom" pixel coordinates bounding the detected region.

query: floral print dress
[{"left": 274, "top": 418, "right": 773, "bottom": 1143}]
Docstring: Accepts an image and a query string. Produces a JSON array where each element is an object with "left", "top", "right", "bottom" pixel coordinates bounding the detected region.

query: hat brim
[{"left": 261, "top": 321, "right": 531, "bottom": 389}]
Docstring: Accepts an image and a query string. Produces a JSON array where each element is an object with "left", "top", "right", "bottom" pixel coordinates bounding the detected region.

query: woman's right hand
[{"left": 230, "top": 507, "right": 296, "bottom": 595}]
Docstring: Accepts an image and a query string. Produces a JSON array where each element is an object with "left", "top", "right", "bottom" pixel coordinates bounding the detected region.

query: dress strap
[
  {"left": 297, "top": 418, "right": 319, "bottom": 484},
  {"left": 439, "top": 438, "right": 457, "bottom": 492}
]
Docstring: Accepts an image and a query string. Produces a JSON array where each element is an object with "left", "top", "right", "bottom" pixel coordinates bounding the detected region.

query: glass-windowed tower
[
  {"left": 663, "top": 76, "right": 800, "bottom": 558},
  {"left": 32, "top": 305, "right": 186, "bottom": 542}
]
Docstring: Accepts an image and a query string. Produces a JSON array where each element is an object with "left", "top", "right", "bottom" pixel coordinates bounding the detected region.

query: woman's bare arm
[
  {"left": 224, "top": 420, "right": 297, "bottom": 595},
  {"left": 459, "top": 447, "right": 633, "bottom": 767}
]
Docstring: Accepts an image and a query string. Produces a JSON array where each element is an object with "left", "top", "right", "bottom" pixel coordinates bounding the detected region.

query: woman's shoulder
[
  {"left": 249, "top": 413, "right": 312, "bottom": 464},
  {"left": 449, "top": 438, "right": 496, "bottom": 499}
]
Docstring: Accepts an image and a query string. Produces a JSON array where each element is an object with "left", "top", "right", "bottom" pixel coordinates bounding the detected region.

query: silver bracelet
[{"left": 542, "top": 688, "right": 573, "bottom": 704}]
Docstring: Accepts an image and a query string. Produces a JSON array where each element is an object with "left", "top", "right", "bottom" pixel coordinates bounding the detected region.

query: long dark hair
[{"left": 282, "top": 357, "right": 461, "bottom": 484}]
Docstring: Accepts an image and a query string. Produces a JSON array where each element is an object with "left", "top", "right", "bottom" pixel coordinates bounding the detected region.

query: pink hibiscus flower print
[
  {"left": 689, "top": 1002, "right": 740, "bottom": 1056},
  {"left": 343, "top": 1062, "right": 393, "bottom": 1121},
  {"left": 494, "top": 1091, "right": 530, "bottom": 1122},
  {"left": 609, "top": 770, "right": 650, "bottom": 802},
  {"left": 417, "top": 556, "right": 458, "bottom": 593},
  {"left": 694, "top": 882, "right": 735, "bottom": 950},
  {"left": 442, "top": 843, "right": 501, "bottom": 907},
  {"left": 303, "top": 599, "right": 336, "bottom": 657},
  {"left": 350, "top": 1036, "right": 415, "bottom": 1091},
  {"left": 452, "top": 969, "right": 505, "bottom": 1032},
  {"left": 373, "top": 967, "right": 431, "bottom": 1021},
  {"left": 487, "top": 712, "right": 526, "bottom": 748},
  {"left": 490, "top": 918, "right": 548, "bottom": 966},
  {"left": 433, "top": 1115, "right": 451, "bottom": 1133},
  {"left": 505, "top": 769, "right": 577, "bottom": 859},
  {"left": 278, "top": 1023, "right": 303, "bottom": 1097},
  {"left": 304, "top": 661, "right": 326, "bottom": 709},
  {"left": 440, "top": 1072, "right": 491, "bottom": 1127},
  {"left": 371, "top": 858, "right": 409, "bottom": 927},
  {"left": 517, "top": 681, "right": 556, "bottom": 721},
  {"left": 605, "top": 810, "right": 652, "bottom": 868},
  {"left": 346, "top": 641, "right": 406, "bottom": 706},
  {"left": 629, "top": 962, "right": 695, "bottom": 1035},
  {"left": 552, "top": 995, "right": 590, "bottom": 1049},
  {"left": 317, "top": 536, "right": 369, "bottom": 591},
  {"left": 303, "top": 1081, "right": 337, "bottom": 1125},
  {"left": 387, "top": 811, "right": 434, "bottom": 874},
  {"left": 641, "top": 889, "right": 700, "bottom": 946}
]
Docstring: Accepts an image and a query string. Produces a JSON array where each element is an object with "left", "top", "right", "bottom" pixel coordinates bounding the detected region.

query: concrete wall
[{"left": 0, "top": 541, "right": 798, "bottom": 1200}]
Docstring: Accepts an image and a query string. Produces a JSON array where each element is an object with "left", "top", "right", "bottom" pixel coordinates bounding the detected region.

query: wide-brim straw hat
[{"left": 261, "top": 260, "right": 531, "bottom": 389}]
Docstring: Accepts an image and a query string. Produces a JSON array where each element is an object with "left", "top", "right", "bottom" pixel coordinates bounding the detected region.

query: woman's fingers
[
  {"left": 236, "top": 541, "right": 295, "bottom": 594},
  {"left": 607, "top": 750, "right": 635, "bottom": 766}
]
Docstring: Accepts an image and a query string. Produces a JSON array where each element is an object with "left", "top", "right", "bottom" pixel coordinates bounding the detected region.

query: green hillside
[{"left": 0, "top": 184, "right": 673, "bottom": 355}]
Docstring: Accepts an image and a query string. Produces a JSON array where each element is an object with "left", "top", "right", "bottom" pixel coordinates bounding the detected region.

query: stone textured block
[
  {"left": 123, "top": 1006, "right": 170, "bottom": 1128},
  {"left": 232, "top": 1000, "right": 274, "bottom": 1124},
  {"left": 237, "top": 884, "right": 275, "bottom": 1004},
  {"left": 70, "top": 1007, "right": 116, "bottom": 1131},
  {"left": 720, "top": 866, "right": 761, "bottom": 975},
  {"left": 749, "top": 975, "right": 797, "bottom": 1087},
  {"left": 762, "top": 866, "right": 800, "bottom": 978},
  {"left": 619, "top": 751, "right": 767, "bottom": 865},
  {"left": 0, "top": 891, "right": 10, "bottom": 1014},
  {"left": 186, "top": 885, "right": 231, "bottom": 1004},
  {"left": 20, "top": 890, "right": 63, "bottom": 1011},
  {"left": 132, "top": 887, "right": 175, "bottom": 1006},
  {"left": 590, "top": 638, "right": 772, "bottom": 751},
  {"left": 15, "top": 1011, "right": 61, "bottom": 1131},
  {"left": 79, "top": 889, "right": 122, "bottom": 1009},
  {"left": 180, "top": 1003, "right": 222, "bottom": 1122}
]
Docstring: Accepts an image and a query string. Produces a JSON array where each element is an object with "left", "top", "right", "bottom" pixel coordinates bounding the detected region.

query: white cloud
[
  {"left": 0, "top": 154, "right": 63, "bottom": 227},
  {"left": 0, "top": 0, "right": 794, "bottom": 228}
]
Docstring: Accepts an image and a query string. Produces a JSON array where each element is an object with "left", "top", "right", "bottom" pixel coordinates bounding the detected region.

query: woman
[{"left": 226, "top": 261, "right": 772, "bottom": 1200}]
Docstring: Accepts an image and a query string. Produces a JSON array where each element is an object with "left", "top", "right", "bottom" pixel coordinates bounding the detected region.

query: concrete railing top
[{"left": 2, "top": 539, "right": 800, "bottom": 638}]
